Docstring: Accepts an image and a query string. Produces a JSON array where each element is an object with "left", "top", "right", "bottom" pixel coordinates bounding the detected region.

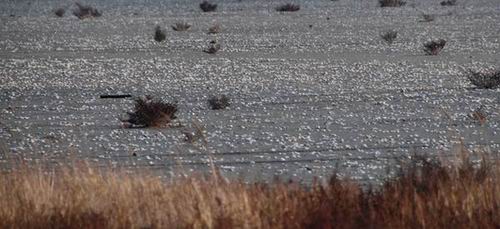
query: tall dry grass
[{"left": 0, "top": 148, "right": 499, "bottom": 228}]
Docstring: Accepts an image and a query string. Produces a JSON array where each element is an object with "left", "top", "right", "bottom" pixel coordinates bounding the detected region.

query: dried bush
[
  {"left": 172, "top": 22, "right": 191, "bottom": 32},
  {"left": 421, "top": 14, "right": 435, "bottom": 22},
  {"left": 423, "top": 39, "right": 446, "bottom": 55},
  {"left": 203, "top": 40, "right": 221, "bottom": 54},
  {"left": 154, "top": 26, "right": 166, "bottom": 42},
  {"left": 441, "top": 0, "right": 457, "bottom": 6},
  {"left": 208, "top": 95, "right": 230, "bottom": 110},
  {"left": 467, "top": 69, "right": 500, "bottom": 89},
  {"left": 200, "top": 1, "right": 217, "bottom": 12},
  {"left": 121, "top": 96, "right": 177, "bottom": 128},
  {"left": 73, "top": 2, "right": 101, "bottom": 19},
  {"left": 54, "top": 8, "right": 65, "bottom": 17},
  {"left": 471, "top": 107, "right": 487, "bottom": 125},
  {"left": 381, "top": 30, "right": 397, "bottom": 45},
  {"left": 208, "top": 24, "right": 221, "bottom": 34},
  {"left": 379, "top": 0, "right": 406, "bottom": 7},
  {"left": 275, "top": 3, "right": 300, "bottom": 12}
]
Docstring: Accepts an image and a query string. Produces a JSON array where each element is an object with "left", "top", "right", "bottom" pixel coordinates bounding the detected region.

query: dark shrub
[
  {"left": 73, "top": 2, "right": 101, "bottom": 19},
  {"left": 421, "top": 14, "right": 435, "bottom": 22},
  {"left": 154, "top": 26, "right": 166, "bottom": 42},
  {"left": 122, "top": 96, "right": 178, "bottom": 128},
  {"left": 381, "top": 31, "right": 397, "bottom": 45},
  {"left": 203, "top": 40, "right": 220, "bottom": 54},
  {"left": 441, "top": 0, "right": 457, "bottom": 6},
  {"left": 379, "top": 0, "right": 406, "bottom": 7},
  {"left": 172, "top": 22, "right": 191, "bottom": 32},
  {"left": 275, "top": 3, "right": 300, "bottom": 12},
  {"left": 208, "top": 95, "right": 230, "bottom": 110},
  {"left": 467, "top": 69, "right": 500, "bottom": 89},
  {"left": 423, "top": 39, "right": 446, "bottom": 55},
  {"left": 200, "top": 1, "right": 217, "bottom": 12},
  {"left": 54, "top": 8, "right": 65, "bottom": 17}
]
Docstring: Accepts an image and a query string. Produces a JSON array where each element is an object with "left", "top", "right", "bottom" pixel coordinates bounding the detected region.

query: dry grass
[
  {"left": 441, "top": 0, "right": 457, "bottom": 6},
  {"left": 1, "top": 147, "right": 499, "bottom": 228},
  {"left": 275, "top": 3, "right": 301, "bottom": 12},
  {"left": 381, "top": 30, "right": 397, "bottom": 45},
  {"left": 203, "top": 40, "right": 221, "bottom": 54},
  {"left": 208, "top": 24, "right": 222, "bottom": 34},
  {"left": 208, "top": 95, "right": 230, "bottom": 110},
  {"left": 121, "top": 96, "right": 177, "bottom": 128},
  {"left": 172, "top": 22, "right": 191, "bottom": 32},
  {"left": 423, "top": 39, "right": 446, "bottom": 55},
  {"left": 73, "top": 2, "right": 101, "bottom": 19},
  {"left": 379, "top": 0, "right": 406, "bottom": 7},
  {"left": 467, "top": 69, "right": 500, "bottom": 89}
]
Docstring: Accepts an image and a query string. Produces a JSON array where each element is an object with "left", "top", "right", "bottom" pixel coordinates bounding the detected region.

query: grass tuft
[
  {"left": 467, "top": 69, "right": 500, "bottom": 89},
  {"left": 208, "top": 95, "right": 230, "bottom": 110},
  {"left": 421, "top": 14, "right": 435, "bottom": 22},
  {"left": 441, "top": 0, "right": 457, "bottom": 6},
  {"left": 381, "top": 30, "right": 397, "bottom": 45},
  {"left": 73, "top": 2, "right": 101, "bottom": 19},
  {"left": 54, "top": 8, "right": 65, "bottom": 17},
  {"left": 172, "top": 22, "right": 191, "bottom": 32},
  {"left": 154, "top": 26, "right": 166, "bottom": 42},
  {"left": 208, "top": 24, "right": 222, "bottom": 34},
  {"left": 121, "top": 96, "right": 177, "bottom": 128},
  {"left": 423, "top": 39, "right": 446, "bottom": 55},
  {"left": 379, "top": 0, "right": 406, "bottom": 7},
  {"left": 200, "top": 1, "right": 217, "bottom": 12},
  {"left": 203, "top": 40, "right": 221, "bottom": 54},
  {"left": 275, "top": 3, "right": 301, "bottom": 12}
]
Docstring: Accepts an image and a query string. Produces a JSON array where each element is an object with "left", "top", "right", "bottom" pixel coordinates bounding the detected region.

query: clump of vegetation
[
  {"left": 423, "top": 39, "right": 446, "bottom": 55},
  {"left": 379, "top": 0, "right": 406, "bottom": 7},
  {"left": 467, "top": 69, "right": 500, "bottom": 89},
  {"left": 1, "top": 147, "right": 499, "bottom": 228},
  {"left": 381, "top": 30, "right": 397, "bottom": 45},
  {"left": 275, "top": 3, "right": 300, "bottom": 12},
  {"left": 200, "top": 1, "right": 217, "bottom": 12},
  {"left": 121, "top": 96, "right": 177, "bottom": 128},
  {"left": 421, "top": 14, "right": 435, "bottom": 22},
  {"left": 208, "top": 24, "right": 221, "bottom": 34},
  {"left": 54, "top": 8, "right": 65, "bottom": 17},
  {"left": 203, "top": 40, "right": 221, "bottom": 54},
  {"left": 172, "top": 22, "right": 191, "bottom": 31},
  {"left": 471, "top": 106, "right": 487, "bottom": 125},
  {"left": 73, "top": 2, "right": 101, "bottom": 19},
  {"left": 441, "top": 0, "right": 457, "bottom": 6},
  {"left": 208, "top": 95, "right": 230, "bottom": 110},
  {"left": 154, "top": 26, "right": 166, "bottom": 42}
]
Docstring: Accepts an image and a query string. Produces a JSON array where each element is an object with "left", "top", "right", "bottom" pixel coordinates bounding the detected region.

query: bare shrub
[
  {"left": 208, "top": 95, "right": 230, "bottom": 110},
  {"left": 423, "top": 39, "right": 446, "bottom": 55},
  {"left": 121, "top": 96, "right": 177, "bottom": 128},
  {"left": 470, "top": 106, "right": 487, "bottom": 125},
  {"left": 421, "top": 14, "right": 435, "bottom": 22},
  {"left": 467, "top": 69, "right": 500, "bottom": 89},
  {"left": 275, "top": 3, "right": 300, "bottom": 12},
  {"left": 203, "top": 40, "right": 221, "bottom": 54},
  {"left": 208, "top": 24, "right": 221, "bottom": 34},
  {"left": 54, "top": 8, "right": 65, "bottom": 17},
  {"left": 381, "top": 30, "right": 397, "bottom": 45},
  {"left": 200, "top": 1, "right": 217, "bottom": 12},
  {"left": 73, "top": 2, "right": 101, "bottom": 19},
  {"left": 154, "top": 26, "right": 166, "bottom": 42},
  {"left": 441, "top": 0, "right": 457, "bottom": 6},
  {"left": 172, "top": 22, "right": 191, "bottom": 32},
  {"left": 379, "top": 0, "right": 406, "bottom": 7}
]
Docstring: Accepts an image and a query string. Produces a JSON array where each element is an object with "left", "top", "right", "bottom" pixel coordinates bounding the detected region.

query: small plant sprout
[
  {"left": 54, "top": 8, "right": 65, "bottom": 17},
  {"left": 200, "top": 1, "right": 217, "bottom": 12},
  {"left": 275, "top": 3, "right": 300, "bottom": 12},
  {"left": 441, "top": 0, "right": 457, "bottom": 6},
  {"left": 154, "top": 26, "right": 166, "bottom": 42},
  {"left": 381, "top": 31, "right": 398, "bottom": 45},
  {"left": 172, "top": 22, "right": 191, "bottom": 32},
  {"left": 379, "top": 0, "right": 406, "bottom": 7},
  {"left": 423, "top": 39, "right": 446, "bottom": 55},
  {"left": 121, "top": 96, "right": 178, "bottom": 128},
  {"left": 208, "top": 24, "right": 221, "bottom": 34},
  {"left": 470, "top": 106, "right": 487, "bottom": 125},
  {"left": 203, "top": 40, "right": 221, "bottom": 54},
  {"left": 208, "top": 95, "right": 230, "bottom": 110},
  {"left": 73, "top": 2, "right": 101, "bottom": 19},
  {"left": 467, "top": 69, "right": 500, "bottom": 89}
]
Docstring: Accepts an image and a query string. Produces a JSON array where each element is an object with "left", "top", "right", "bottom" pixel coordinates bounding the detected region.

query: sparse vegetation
[
  {"left": 208, "top": 24, "right": 221, "bottom": 34},
  {"left": 1, "top": 148, "right": 499, "bottom": 228},
  {"left": 423, "top": 39, "right": 446, "bottom": 55},
  {"left": 471, "top": 107, "right": 487, "bottom": 125},
  {"left": 154, "top": 26, "right": 166, "bottom": 42},
  {"left": 121, "top": 96, "right": 177, "bottom": 128},
  {"left": 208, "top": 95, "right": 230, "bottom": 110},
  {"left": 200, "top": 1, "right": 217, "bottom": 12},
  {"left": 379, "top": 0, "right": 406, "bottom": 7},
  {"left": 172, "top": 22, "right": 191, "bottom": 31},
  {"left": 203, "top": 40, "right": 221, "bottom": 54},
  {"left": 73, "top": 2, "right": 101, "bottom": 19},
  {"left": 275, "top": 3, "right": 301, "bottom": 12},
  {"left": 54, "top": 8, "right": 65, "bottom": 17},
  {"left": 467, "top": 69, "right": 500, "bottom": 89},
  {"left": 441, "top": 0, "right": 457, "bottom": 6},
  {"left": 421, "top": 14, "right": 435, "bottom": 22},
  {"left": 381, "top": 30, "right": 398, "bottom": 45}
]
